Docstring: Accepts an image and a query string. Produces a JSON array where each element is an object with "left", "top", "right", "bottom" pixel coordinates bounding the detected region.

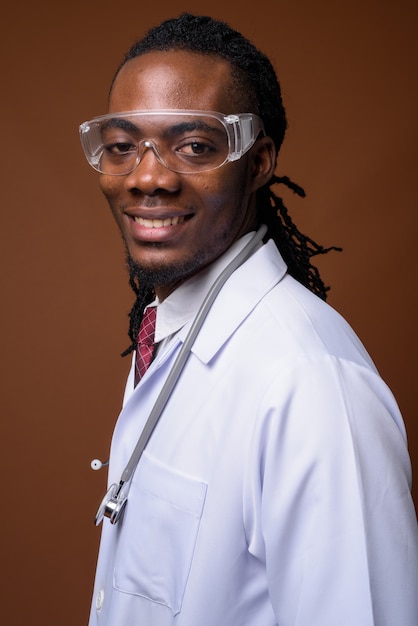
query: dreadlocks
[{"left": 116, "top": 13, "right": 341, "bottom": 356}]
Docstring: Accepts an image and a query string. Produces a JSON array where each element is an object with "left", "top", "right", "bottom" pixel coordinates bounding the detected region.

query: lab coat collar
[
  {"left": 153, "top": 232, "right": 258, "bottom": 344},
  {"left": 123, "top": 239, "right": 287, "bottom": 404},
  {"left": 175, "top": 239, "right": 287, "bottom": 364}
]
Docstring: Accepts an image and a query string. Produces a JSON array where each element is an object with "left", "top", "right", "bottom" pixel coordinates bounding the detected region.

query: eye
[
  {"left": 100, "top": 126, "right": 138, "bottom": 158},
  {"left": 104, "top": 141, "right": 137, "bottom": 156},
  {"left": 176, "top": 140, "right": 217, "bottom": 158}
]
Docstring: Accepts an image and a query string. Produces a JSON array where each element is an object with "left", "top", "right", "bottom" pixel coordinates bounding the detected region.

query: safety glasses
[{"left": 79, "top": 109, "right": 265, "bottom": 175}]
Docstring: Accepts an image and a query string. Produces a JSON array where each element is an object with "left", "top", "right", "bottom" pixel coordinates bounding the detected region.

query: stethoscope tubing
[
  {"left": 121, "top": 224, "right": 267, "bottom": 484},
  {"left": 97, "top": 224, "right": 267, "bottom": 524}
]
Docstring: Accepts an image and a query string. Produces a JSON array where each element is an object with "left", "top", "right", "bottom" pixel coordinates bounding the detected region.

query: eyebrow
[
  {"left": 168, "top": 120, "right": 222, "bottom": 135},
  {"left": 100, "top": 117, "right": 225, "bottom": 139},
  {"left": 100, "top": 118, "right": 140, "bottom": 134}
]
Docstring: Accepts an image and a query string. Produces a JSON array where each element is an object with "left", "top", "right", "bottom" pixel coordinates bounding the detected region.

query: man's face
[{"left": 101, "top": 50, "right": 270, "bottom": 299}]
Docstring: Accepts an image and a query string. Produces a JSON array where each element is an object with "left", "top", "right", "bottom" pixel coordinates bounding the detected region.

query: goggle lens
[{"left": 80, "top": 110, "right": 264, "bottom": 175}]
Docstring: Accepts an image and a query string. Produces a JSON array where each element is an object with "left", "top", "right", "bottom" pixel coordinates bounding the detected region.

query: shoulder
[{"left": 244, "top": 260, "right": 376, "bottom": 374}]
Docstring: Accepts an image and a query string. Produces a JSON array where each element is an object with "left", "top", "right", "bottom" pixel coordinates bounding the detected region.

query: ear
[{"left": 248, "top": 136, "right": 276, "bottom": 192}]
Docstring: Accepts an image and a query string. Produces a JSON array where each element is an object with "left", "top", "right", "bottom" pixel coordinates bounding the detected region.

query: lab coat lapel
[
  {"left": 109, "top": 242, "right": 286, "bottom": 484},
  {"left": 187, "top": 241, "right": 287, "bottom": 364},
  {"left": 123, "top": 241, "right": 287, "bottom": 401}
]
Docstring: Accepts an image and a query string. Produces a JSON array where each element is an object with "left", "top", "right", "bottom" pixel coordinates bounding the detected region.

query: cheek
[
  {"left": 98, "top": 177, "right": 126, "bottom": 227},
  {"left": 200, "top": 163, "right": 250, "bottom": 197},
  {"left": 99, "top": 175, "right": 120, "bottom": 201},
  {"left": 200, "top": 165, "right": 252, "bottom": 213}
]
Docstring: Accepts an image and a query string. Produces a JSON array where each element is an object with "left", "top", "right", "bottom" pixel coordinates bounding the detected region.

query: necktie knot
[{"left": 135, "top": 306, "right": 157, "bottom": 386}]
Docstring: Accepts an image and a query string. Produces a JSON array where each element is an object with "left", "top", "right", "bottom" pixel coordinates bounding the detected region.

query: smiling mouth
[{"left": 134, "top": 216, "right": 187, "bottom": 228}]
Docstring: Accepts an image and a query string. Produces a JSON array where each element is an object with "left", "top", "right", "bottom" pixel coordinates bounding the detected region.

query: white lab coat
[{"left": 89, "top": 240, "right": 418, "bottom": 626}]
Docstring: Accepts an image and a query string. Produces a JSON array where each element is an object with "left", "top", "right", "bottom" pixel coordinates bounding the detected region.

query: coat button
[{"left": 96, "top": 589, "right": 105, "bottom": 610}]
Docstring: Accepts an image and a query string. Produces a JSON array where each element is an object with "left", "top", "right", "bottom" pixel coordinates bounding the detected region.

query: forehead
[{"left": 109, "top": 50, "right": 241, "bottom": 114}]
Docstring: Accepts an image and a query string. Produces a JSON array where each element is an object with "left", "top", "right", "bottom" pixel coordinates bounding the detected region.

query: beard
[{"left": 126, "top": 243, "right": 209, "bottom": 297}]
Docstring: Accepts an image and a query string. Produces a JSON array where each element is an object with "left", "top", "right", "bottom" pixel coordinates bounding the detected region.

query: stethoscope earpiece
[{"left": 91, "top": 459, "right": 109, "bottom": 471}]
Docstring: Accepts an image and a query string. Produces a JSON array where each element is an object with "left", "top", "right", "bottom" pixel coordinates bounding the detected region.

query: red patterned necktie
[{"left": 134, "top": 306, "right": 157, "bottom": 386}]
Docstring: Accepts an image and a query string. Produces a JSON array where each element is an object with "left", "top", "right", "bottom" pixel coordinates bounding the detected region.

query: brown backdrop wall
[{"left": 1, "top": 1, "right": 416, "bottom": 624}]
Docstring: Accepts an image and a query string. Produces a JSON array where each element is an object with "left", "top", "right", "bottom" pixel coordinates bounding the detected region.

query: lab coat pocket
[{"left": 113, "top": 451, "right": 207, "bottom": 615}]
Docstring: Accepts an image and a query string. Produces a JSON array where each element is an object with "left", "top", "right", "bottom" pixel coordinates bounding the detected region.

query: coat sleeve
[{"left": 243, "top": 354, "right": 418, "bottom": 626}]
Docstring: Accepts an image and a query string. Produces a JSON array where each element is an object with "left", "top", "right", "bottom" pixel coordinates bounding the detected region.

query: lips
[{"left": 133, "top": 215, "right": 186, "bottom": 228}]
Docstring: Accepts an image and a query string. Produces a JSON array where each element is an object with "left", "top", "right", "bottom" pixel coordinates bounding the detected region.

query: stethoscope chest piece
[{"left": 95, "top": 483, "right": 128, "bottom": 526}]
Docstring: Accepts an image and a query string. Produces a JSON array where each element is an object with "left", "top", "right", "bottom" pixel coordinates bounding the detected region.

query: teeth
[{"left": 134, "top": 216, "right": 184, "bottom": 227}]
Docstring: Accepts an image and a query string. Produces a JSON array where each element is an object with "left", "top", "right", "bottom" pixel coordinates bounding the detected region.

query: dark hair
[
  {"left": 116, "top": 13, "right": 341, "bottom": 356},
  {"left": 115, "top": 13, "right": 287, "bottom": 154}
]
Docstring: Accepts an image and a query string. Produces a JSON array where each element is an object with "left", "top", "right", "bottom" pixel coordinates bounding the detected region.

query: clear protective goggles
[{"left": 79, "top": 109, "right": 265, "bottom": 175}]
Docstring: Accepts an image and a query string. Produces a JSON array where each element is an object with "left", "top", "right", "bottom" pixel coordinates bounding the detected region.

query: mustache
[{"left": 121, "top": 199, "right": 190, "bottom": 211}]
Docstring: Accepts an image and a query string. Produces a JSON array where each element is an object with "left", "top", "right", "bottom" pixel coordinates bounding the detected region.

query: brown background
[{"left": 1, "top": 1, "right": 416, "bottom": 624}]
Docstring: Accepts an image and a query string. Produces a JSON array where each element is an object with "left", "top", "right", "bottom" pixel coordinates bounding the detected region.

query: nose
[
  {"left": 138, "top": 140, "right": 164, "bottom": 165},
  {"left": 123, "top": 140, "right": 181, "bottom": 195}
]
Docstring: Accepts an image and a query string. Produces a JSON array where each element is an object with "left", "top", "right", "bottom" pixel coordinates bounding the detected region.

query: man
[{"left": 80, "top": 13, "right": 418, "bottom": 626}]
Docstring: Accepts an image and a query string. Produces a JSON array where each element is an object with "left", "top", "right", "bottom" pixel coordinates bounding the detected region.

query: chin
[{"left": 127, "top": 249, "right": 207, "bottom": 290}]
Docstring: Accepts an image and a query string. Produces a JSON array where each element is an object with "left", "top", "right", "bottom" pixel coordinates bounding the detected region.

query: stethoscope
[{"left": 91, "top": 224, "right": 267, "bottom": 526}]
